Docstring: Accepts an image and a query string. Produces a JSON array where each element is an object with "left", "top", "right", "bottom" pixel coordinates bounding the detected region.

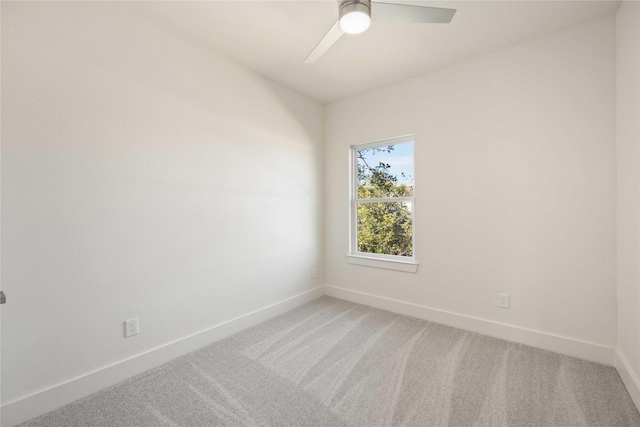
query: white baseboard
[
  {"left": 615, "top": 350, "right": 640, "bottom": 412},
  {"left": 325, "top": 285, "right": 615, "bottom": 366},
  {"left": 4, "top": 284, "right": 625, "bottom": 426},
  {"left": 1, "top": 286, "right": 326, "bottom": 427}
]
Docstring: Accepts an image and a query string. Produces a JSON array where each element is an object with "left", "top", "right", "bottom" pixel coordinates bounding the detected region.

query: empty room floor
[{"left": 21, "top": 297, "right": 640, "bottom": 426}]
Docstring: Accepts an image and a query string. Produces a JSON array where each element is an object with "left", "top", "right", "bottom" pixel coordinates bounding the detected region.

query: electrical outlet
[
  {"left": 311, "top": 268, "right": 317, "bottom": 279},
  {"left": 498, "top": 294, "right": 510, "bottom": 309},
  {"left": 125, "top": 318, "right": 139, "bottom": 337}
]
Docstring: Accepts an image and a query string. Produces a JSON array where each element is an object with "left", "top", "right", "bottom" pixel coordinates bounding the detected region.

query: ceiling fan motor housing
[{"left": 339, "top": 0, "right": 372, "bottom": 21}]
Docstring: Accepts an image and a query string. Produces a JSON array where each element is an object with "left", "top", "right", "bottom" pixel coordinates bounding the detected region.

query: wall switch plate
[
  {"left": 311, "top": 268, "right": 317, "bottom": 279},
  {"left": 125, "top": 318, "right": 139, "bottom": 337},
  {"left": 498, "top": 294, "right": 510, "bottom": 309}
]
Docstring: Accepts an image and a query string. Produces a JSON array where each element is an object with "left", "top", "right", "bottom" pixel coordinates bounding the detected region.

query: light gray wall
[
  {"left": 616, "top": 0, "right": 640, "bottom": 396},
  {"left": 1, "top": 2, "right": 324, "bottom": 404},
  {"left": 325, "top": 17, "right": 616, "bottom": 347}
]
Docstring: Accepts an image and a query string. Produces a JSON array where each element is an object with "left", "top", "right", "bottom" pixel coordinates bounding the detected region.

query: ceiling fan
[{"left": 305, "top": 0, "right": 456, "bottom": 63}]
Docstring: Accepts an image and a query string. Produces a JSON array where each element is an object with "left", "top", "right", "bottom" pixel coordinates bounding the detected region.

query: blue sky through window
[{"left": 358, "top": 141, "right": 414, "bottom": 186}]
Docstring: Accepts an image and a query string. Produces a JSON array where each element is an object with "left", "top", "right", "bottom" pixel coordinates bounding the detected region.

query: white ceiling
[{"left": 131, "top": 1, "right": 620, "bottom": 104}]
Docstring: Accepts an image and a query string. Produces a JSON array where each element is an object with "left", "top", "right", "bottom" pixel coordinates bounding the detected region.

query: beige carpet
[{"left": 22, "top": 296, "right": 640, "bottom": 426}]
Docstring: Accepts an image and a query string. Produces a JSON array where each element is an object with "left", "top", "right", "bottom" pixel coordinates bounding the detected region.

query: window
[{"left": 348, "top": 136, "right": 417, "bottom": 272}]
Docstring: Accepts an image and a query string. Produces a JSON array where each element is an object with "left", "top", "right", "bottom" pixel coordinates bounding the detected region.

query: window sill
[{"left": 346, "top": 255, "right": 418, "bottom": 273}]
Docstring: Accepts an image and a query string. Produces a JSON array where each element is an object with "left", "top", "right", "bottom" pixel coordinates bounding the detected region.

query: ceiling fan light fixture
[{"left": 339, "top": 0, "right": 371, "bottom": 35}]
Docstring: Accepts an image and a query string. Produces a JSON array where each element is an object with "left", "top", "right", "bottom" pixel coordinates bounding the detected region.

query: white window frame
[{"left": 347, "top": 135, "right": 418, "bottom": 273}]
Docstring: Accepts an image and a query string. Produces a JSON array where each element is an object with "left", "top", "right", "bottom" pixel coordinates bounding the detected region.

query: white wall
[
  {"left": 0, "top": 2, "right": 3, "bottom": 423},
  {"left": 326, "top": 17, "right": 616, "bottom": 355},
  {"left": 1, "top": 1, "right": 323, "bottom": 408},
  {"left": 616, "top": 0, "right": 640, "bottom": 407}
]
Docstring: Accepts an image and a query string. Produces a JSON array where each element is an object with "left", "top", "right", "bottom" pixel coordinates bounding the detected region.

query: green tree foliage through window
[{"left": 355, "top": 142, "right": 414, "bottom": 257}]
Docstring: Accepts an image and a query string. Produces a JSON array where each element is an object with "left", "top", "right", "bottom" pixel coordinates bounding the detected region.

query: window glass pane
[
  {"left": 356, "top": 141, "right": 414, "bottom": 198},
  {"left": 357, "top": 202, "right": 413, "bottom": 257}
]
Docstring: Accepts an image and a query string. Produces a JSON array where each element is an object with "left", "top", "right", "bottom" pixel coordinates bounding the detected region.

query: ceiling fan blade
[
  {"left": 304, "top": 20, "right": 344, "bottom": 64},
  {"left": 373, "top": 2, "right": 456, "bottom": 23}
]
